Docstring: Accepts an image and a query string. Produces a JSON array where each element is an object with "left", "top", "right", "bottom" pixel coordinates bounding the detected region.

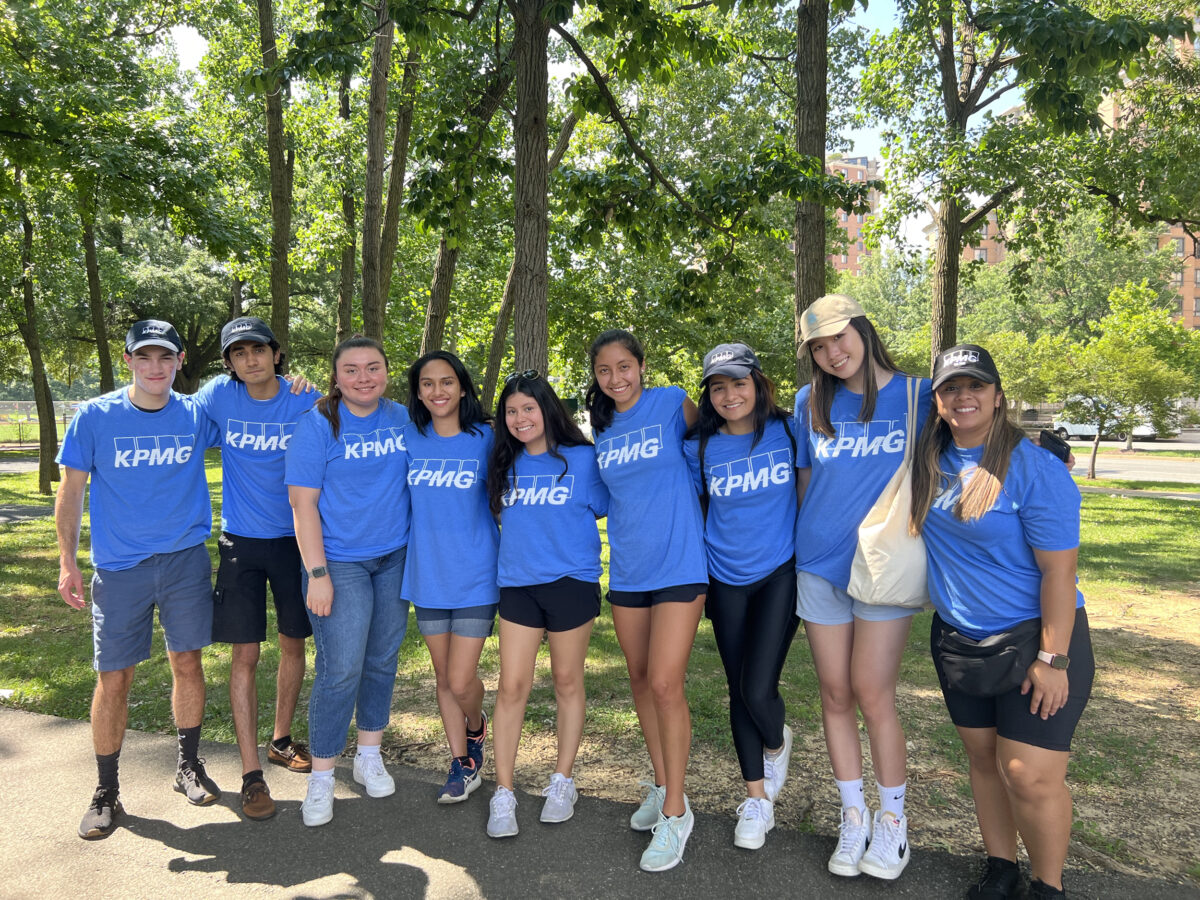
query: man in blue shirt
[
  {"left": 193, "top": 317, "right": 318, "bottom": 821},
  {"left": 56, "top": 320, "right": 221, "bottom": 840}
]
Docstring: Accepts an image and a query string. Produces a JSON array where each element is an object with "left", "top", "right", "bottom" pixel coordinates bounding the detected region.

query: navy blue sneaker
[
  {"left": 437, "top": 757, "right": 481, "bottom": 804},
  {"left": 466, "top": 711, "right": 487, "bottom": 772}
]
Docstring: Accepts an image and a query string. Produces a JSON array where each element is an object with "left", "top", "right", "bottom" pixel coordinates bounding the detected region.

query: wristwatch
[
  {"left": 1037, "top": 649, "right": 1070, "bottom": 670},
  {"left": 309, "top": 566, "right": 328, "bottom": 578}
]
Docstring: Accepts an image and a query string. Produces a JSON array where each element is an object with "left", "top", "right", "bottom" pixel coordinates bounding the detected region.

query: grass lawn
[
  {"left": 0, "top": 461, "right": 1196, "bottom": 880},
  {"left": 1087, "top": 446, "right": 1200, "bottom": 459},
  {"left": 1074, "top": 477, "right": 1200, "bottom": 494}
]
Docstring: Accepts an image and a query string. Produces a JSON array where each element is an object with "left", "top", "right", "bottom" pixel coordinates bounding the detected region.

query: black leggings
[{"left": 706, "top": 559, "right": 801, "bottom": 783}]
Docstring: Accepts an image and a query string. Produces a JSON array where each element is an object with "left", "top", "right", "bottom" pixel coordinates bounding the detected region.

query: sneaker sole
[
  {"left": 302, "top": 807, "right": 333, "bottom": 827},
  {"left": 858, "top": 850, "right": 911, "bottom": 881},
  {"left": 638, "top": 816, "right": 695, "bottom": 873},
  {"left": 539, "top": 804, "right": 576, "bottom": 824},
  {"left": 173, "top": 781, "right": 220, "bottom": 806},
  {"left": 828, "top": 856, "right": 865, "bottom": 877},
  {"left": 438, "top": 774, "right": 482, "bottom": 805},
  {"left": 733, "top": 819, "right": 773, "bottom": 850},
  {"left": 354, "top": 773, "right": 396, "bottom": 799},
  {"left": 487, "top": 823, "right": 519, "bottom": 838}
]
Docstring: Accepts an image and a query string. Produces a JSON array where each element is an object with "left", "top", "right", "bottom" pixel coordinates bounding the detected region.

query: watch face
[
  {"left": 311, "top": 566, "right": 328, "bottom": 578},
  {"left": 1051, "top": 654, "right": 1069, "bottom": 670}
]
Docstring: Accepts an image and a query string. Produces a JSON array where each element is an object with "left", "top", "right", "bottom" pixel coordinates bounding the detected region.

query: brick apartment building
[{"left": 826, "top": 156, "right": 883, "bottom": 276}]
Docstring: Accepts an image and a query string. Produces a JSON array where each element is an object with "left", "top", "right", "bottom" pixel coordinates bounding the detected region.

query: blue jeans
[{"left": 305, "top": 546, "right": 408, "bottom": 759}]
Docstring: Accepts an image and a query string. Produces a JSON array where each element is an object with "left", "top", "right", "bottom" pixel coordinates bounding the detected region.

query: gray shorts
[
  {"left": 795, "top": 570, "right": 920, "bottom": 626},
  {"left": 91, "top": 543, "right": 213, "bottom": 671}
]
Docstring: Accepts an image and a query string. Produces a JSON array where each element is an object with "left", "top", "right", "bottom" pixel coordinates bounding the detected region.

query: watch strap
[{"left": 1037, "top": 649, "right": 1069, "bottom": 669}]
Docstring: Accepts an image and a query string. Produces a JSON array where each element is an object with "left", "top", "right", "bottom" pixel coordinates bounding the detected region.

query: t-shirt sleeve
[
  {"left": 56, "top": 404, "right": 95, "bottom": 472},
  {"left": 793, "top": 387, "right": 812, "bottom": 469},
  {"left": 1015, "top": 441, "right": 1081, "bottom": 552},
  {"left": 284, "top": 412, "right": 328, "bottom": 489},
  {"left": 682, "top": 438, "right": 704, "bottom": 493}
]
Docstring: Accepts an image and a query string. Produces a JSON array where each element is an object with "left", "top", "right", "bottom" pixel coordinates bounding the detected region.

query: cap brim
[
  {"left": 931, "top": 366, "right": 997, "bottom": 390},
  {"left": 800, "top": 317, "right": 853, "bottom": 349},
  {"left": 703, "top": 363, "right": 757, "bottom": 383},
  {"left": 127, "top": 338, "right": 181, "bottom": 353}
]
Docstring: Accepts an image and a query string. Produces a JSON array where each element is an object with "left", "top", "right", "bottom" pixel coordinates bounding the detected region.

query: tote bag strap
[{"left": 902, "top": 376, "right": 920, "bottom": 464}]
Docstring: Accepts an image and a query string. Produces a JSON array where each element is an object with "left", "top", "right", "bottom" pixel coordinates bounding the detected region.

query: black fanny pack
[{"left": 936, "top": 617, "right": 1041, "bottom": 697}]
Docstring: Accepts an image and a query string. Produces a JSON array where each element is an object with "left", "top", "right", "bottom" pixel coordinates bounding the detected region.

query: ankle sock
[
  {"left": 835, "top": 777, "right": 865, "bottom": 814},
  {"left": 466, "top": 718, "right": 484, "bottom": 739},
  {"left": 242, "top": 769, "right": 264, "bottom": 789},
  {"left": 356, "top": 744, "right": 381, "bottom": 760},
  {"left": 271, "top": 734, "right": 291, "bottom": 752},
  {"left": 310, "top": 768, "right": 335, "bottom": 785},
  {"left": 177, "top": 725, "right": 201, "bottom": 766},
  {"left": 878, "top": 780, "right": 907, "bottom": 819},
  {"left": 96, "top": 750, "right": 120, "bottom": 792}
]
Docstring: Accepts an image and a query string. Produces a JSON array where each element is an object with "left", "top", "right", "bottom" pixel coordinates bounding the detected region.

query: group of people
[{"left": 55, "top": 294, "right": 1091, "bottom": 899}]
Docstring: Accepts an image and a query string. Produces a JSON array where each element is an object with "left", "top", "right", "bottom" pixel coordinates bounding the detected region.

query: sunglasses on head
[{"left": 504, "top": 369, "right": 540, "bottom": 383}]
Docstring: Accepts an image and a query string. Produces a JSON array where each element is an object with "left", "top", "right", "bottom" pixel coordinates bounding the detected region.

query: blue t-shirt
[
  {"left": 497, "top": 443, "right": 609, "bottom": 587},
  {"left": 594, "top": 386, "right": 707, "bottom": 591},
  {"left": 684, "top": 417, "right": 798, "bottom": 586},
  {"left": 283, "top": 400, "right": 411, "bottom": 561},
  {"left": 193, "top": 374, "right": 320, "bottom": 538},
  {"left": 921, "top": 439, "right": 1085, "bottom": 639},
  {"left": 402, "top": 424, "right": 499, "bottom": 609},
  {"left": 56, "top": 389, "right": 220, "bottom": 571},
  {"left": 794, "top": 375, "right": 932, "bottom": 590}
]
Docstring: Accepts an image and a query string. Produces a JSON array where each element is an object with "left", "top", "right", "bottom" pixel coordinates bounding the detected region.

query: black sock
[
  {"left": 271, "top": 734, "right": 291, "bottom": 751},
  {"left": 96, "top": 750, "right": 120, "bottom": 792},
  {"left": 466, "top": 720, "right": 484, "bottom": 739},
  {"left": 178, "top": 725, "right": 201, "bottom": 766},
  {"left": 242, "top": 769, "right": 265, "bottom": 789}
]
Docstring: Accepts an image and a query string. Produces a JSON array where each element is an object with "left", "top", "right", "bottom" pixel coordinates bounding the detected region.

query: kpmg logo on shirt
[
  {"left": 502, "top": 474, "right": 574, "bottom": 507},
  {"left": 342, "top": 428, "right": 405, "bottom": 459},
  {"left": 113, "top": 435, "right": 195, "bottom": 467},
  {"left": 707, "top": 450, "right": 792, "bottom": 496},
  {"left": 224, "top": 419, "right": 296, "bottom": 452},
  {"left": 814, "top": 419, "right": 904, "bottom": 459},
  {"left": 409, "top": 457, "right": 479, "bottom": 489},
  {"left": 596, "top": 426, "right": 662, "bottom": 469}
]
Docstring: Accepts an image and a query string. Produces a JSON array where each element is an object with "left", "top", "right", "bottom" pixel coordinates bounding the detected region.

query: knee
[
  {"left": 169, "top": 651, "right": 204, "bottom": 682},
  {"left": 449, "top": 677, "right": 479, "bottom": 707},
  {"left": 497, "top": 671, "right": 533, "bottom": 704},
  {"left": 97, "top": 668, "right": 135, "bottom": 698},
  {"left": 853, "top": 682, "right": 898, "bottom": 729},
  {"left": 231, "top": 643, "right": 261, "bottom": 672},
  {"left": 1000, "top": 757, "right": 1060, "bottom": 803},
  {"left": 625, "top": 662, "right": 650, "bottom": 693},
  {"left": 552, "top": 670, "right": 585, "bottom": 702},
  {"left": 648, "top": 671, "right": 684, "bottom": 708},
  {"left": 820, "top": 679, "right": 855, "bottom": 715},
  {"left": 278, "top": 634, "right": 306, "bottom": 661}
]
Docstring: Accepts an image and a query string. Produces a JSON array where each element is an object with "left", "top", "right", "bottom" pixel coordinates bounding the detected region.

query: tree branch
[{"left": 961, "top": 183, "right": 1017, "bottom": 230}]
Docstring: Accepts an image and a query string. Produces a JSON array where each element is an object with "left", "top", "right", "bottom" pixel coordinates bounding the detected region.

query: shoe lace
[
  {"left": 869, "top": 813, "right": 902, "bottom": 857},
  {"left": 90, "top": 787, "right": 117, "bottom": 809},
  {"left": 307, "top": 777, "right": 333, "bottom": 802},
  {"left": 492, "top": 789, "right": 516, "bottom": 817},
  {"left": 835, "top": 809, "right": 867, "bottom": 855},
  {"left": 541, "top": 777, "right": 573, "bottom": 805},
  {"left": 736, "top": 797, "right": 767, "bottom": 823},
  {"left": 637, "top": 779, "right": 663, "bottom": 806},
  {"left": 360, "top": 754, "right": 386, "bottom": 778},
  {"left": 648, "top": 815, "right": 684, "bottom": 856}
]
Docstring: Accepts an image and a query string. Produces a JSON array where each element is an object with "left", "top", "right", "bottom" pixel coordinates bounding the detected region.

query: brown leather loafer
[
  {"left": 267, "top": 740, "right": 313, "bottom": 773},
  {"left": 241, "top": 778, "right": 276, "bottom": 820}
]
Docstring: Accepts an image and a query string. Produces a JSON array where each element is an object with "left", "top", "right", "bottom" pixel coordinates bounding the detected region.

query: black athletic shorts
[
  {"left": 607, "top": 582, "right": 708, "bottom": 609},
  {"left": 500, "top": 578, "right": 601, "bottom": 632},
  {"left": 212, "top": 532, "right": 312, "bottom": 644},
  {"left": 931, "top": 607, "right": 1094, "bottom": 752}
]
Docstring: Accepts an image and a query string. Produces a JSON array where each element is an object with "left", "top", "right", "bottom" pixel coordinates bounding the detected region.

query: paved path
[{"left": 0, "top": 709, "right": 1194, "bottom": 899}]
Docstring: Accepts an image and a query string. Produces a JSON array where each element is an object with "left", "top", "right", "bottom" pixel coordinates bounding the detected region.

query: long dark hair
[
  {"left": 487, "top": 373, "right": 591, "bottom": 516},
  {"left": 584, "top": 328, "right": 645, "bottom": 434},
  {"left": 407, "top": 350, "right": 491, "bottom": 436},
  {"left": 688, "top": 369, "right": 790, "bottom": 451},
  {"left": 805, "top": 315, "right": 903, "bottom": 437},
  {"left": 315, "top": 335, "right": 388, "bottom": 439}
]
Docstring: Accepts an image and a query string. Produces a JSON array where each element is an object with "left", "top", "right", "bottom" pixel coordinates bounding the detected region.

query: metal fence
[{"left": 0, "top": 401, "right": 78, "bottom": 446}]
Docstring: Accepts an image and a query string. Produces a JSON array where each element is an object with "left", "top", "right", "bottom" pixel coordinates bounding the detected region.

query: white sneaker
[
  {"left": 487, "top": 786, "right": 519, "bottom": 838},
  {"left": 629, "top": 781, "right": 665, "bottom": 832},
  {"left": 353, "top": 753, "right": 395, "bottom": 798},
  {"left": 828, "top": 806, "right": 871, "bottom": 876},
  {"left": 763, "top": 723, "right": 793, "bottom": 802},
  {"left": 858, "top": 810, "right": 910, "bottom": 880},
  {"left": 638, "top": 796, "right": 694, "bottom": 872},
  {"left": 539, "top": 773, "right": 578, "bottom": 824},
  {"left": 733, "top": 796, "right": 775, "bottom": 850},
  {"left": 301, "top": 775, "right": 334, "bottom": 827}
]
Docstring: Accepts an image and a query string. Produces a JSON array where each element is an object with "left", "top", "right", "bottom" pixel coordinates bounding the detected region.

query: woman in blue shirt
[
  {"left": 482, "top": 372, "right": 608, "bottom": 839},
  {"left": 585, "top": 329, "right": 708, "bottom": 873},
  {"left": 403, "top": 351, "right": 499, "bottom": 805},
  {"left": 911, "top": 345, "right": 1093, "bottom": 900},
  {"left": 285, "top": 335, "right": 411, "bottom": 827},
  {"left": 683, "top": 343, "right": 800, "bottom": 852}
]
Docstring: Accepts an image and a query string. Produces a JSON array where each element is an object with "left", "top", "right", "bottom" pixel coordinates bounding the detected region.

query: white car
[{"left": 1052, "top": 419, "right": 1157, "bottom": 442}]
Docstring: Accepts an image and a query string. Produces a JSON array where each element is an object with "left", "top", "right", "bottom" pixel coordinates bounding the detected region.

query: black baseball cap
[
  {"left": 931, "top": 344, "right": 1001, "bottom": 390},
  {"left": 702, "top": 343, "right": 762, "bottom": 382},
  {"left": 221, "top": 317, "right": 276, "bottom": 354},
  {"left": 125, "top": 320, "right": 183, "bottom": 354}
]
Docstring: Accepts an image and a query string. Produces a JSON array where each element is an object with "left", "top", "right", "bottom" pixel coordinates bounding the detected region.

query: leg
[
  {"left": 168, "top": 649, "right": 206, "bottom": 731},
  {"left": 230, "top": 642, "right": 262, "bottom": 774},
  {"left": 957, "top": 726, "right": 1019, "bottom": 861},
  {"left": 493, "top": 619, "right": 543, "bottom": 789},
  {"left": 804, "top": 622, "right": 862, "bottom": 782},
  {"left": 706, "top": 581, "right": 764, "bottom": 793},
  {"left": 447, "top": 634, "right": 488, "bottom": 741},
  {"left": 850, "top": 616, "right": 913, "bottom": 788},
  {"left": 91, "top": 667, "right": 135, "bottom": 755},
  {"left": 998, "top": 738, "right": 1072, "bottom": 890},
  {"left": 546, "top": 619, "right": 595, "bottom": 779},
  {"left": 611, "top": 605, "right": 664, "bottom": 784},
  {"left": 646, "top": 595, "right": 705, "bottom": 818},
  {"left": 273, "top": 633, "right": 307, "bottom": 742}
]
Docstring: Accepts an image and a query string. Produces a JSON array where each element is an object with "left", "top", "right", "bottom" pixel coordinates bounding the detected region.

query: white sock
[
  {"left": 355, "top": 744, "right": 381, "bottom": 760},
  {"left": 878, "top": 780, "right": 906, "bottom": 819},
  {"left": 311, "top": 768, "right": 335, "bottom": 785},
  {"left": 835, "top": 777, "right": 866, "bottom": 814}
]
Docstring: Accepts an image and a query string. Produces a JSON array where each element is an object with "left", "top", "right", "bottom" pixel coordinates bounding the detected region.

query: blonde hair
[{"left": 909, "top": 384, "right": 1025, "bottom": 534}]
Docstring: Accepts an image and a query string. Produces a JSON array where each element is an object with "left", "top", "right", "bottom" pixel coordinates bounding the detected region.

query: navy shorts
[
  {"left": 607, "top": 582, "right": 707, "bottom": 609},
  {"left": 931, "top": 608, "right": 1094, "bottom": 752},
  {"left": 212, "top": 532, "right": 312, "bottom": 644},
  {"left": 91, "top": 543, "right": 213, "bottom": 671},
  {"left": 500, "top": 578, "right": 601, "bottom": 632}
]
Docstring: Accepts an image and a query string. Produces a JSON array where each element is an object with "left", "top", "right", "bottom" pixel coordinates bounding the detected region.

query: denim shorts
[
  {"left": 212, "top": 532, "right": 311, "bottom": 644},
  {"left": 91, "top": 543, "right": 213, "bottom": 671},
  {"left": 795, "top": 570, "right": 919, "bottom": 626},
  {"left": 414, "top": 603, "right": 497, "bottom": 638}
]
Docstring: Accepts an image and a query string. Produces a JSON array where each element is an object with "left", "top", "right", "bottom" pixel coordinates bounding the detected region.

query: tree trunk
[
  {"left": 1087, "top": 433, "right": 1100, "bottom": 479},
  {"left": 931, "top": 195, "right": 963, "bottom": 362},
  {"left": 481, "top": 262, "right": 518, "bottom": 411},
  {"left": 256, "top": 0, "right": 293, "bottom": 363},
  {"left": 378, "top": 47, "right": 419, "bottom": 306},
  {"left": 421, "top": 237, "right": 460, "bottom": 354},
  {"left": 230, "top": 276, "right": 244, "bottom": 320},
  {"left": 13, "top": 168, "right": 58, "bottom": 494},
  {"left": 80, "top": 202, "right": 115, "bottom": 393},
  {"left": 794, "top": 0, "right": 828, "bottom": 382},
  {"left": 510, "top": 0, "right": 550, "bottom": 374},
  {"left": 361, "top": 1, "right": 393, "bottom": 342},
  {"left": 337, "top": 73, "right": 356, "bottom": 344}
]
